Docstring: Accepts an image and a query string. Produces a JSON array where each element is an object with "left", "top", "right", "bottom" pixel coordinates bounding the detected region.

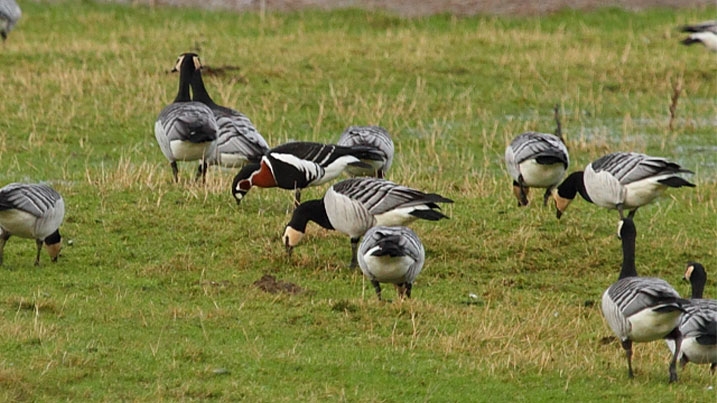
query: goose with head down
[
  {"left": 679, "top": 20, "right": 717, "bottom": 52},
  {"left": 336, "top": 125, "right": 394, "bottom": 178},
  {"left": 554, "top": 152, "right": 695, "bottom": 219},
  {"left": 282, "top": 177, "right": 452, "bottom": 268},
  {"left": 0, "top": 183, "right": 64, "bottom": 266}
]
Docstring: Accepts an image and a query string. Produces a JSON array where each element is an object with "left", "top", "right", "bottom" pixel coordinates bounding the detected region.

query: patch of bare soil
[{"left": 253, "top": 274, "right": 304, "bottom": 295}]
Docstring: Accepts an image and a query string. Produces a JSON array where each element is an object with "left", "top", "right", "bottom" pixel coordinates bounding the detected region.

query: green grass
[{"left": 0, "top": 1, "right": 716, "bottom": 401}]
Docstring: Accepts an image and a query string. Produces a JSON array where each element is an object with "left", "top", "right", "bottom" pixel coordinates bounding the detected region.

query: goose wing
[
  {"left": 157, "top": 102, "right": 218, "bottom": 143},
  {"left": 214, "top": 110, "right": 270, "bottom": 162},
  {"left": 681, "top": 300, "right": 717, "bottom": 344},
  {"left": 359, "top": 226, "right": 425, "bottom": 283},
  {"left": 507, "top": 132, "right": 569, "bottom": 166},
  {"left": 332, "top": 178, "right": 453, "bottom": 215},
  {"left": 0, "top": 0, "right": 21, "bottom": 31},
  {"left": 0, "top": 184, "right": 61, "bottom": 217},
  {"left": 590, "top": 152, "right": 691, "bottom": 185},
  {"left": 338, "top": 126, "right": 394, "bottom": 170},
  {"left": 607, "top": 276, "right": 684, "bottom": 318}
]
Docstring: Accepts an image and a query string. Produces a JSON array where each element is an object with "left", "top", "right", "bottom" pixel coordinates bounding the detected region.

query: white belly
[
  {"left": 668, "top": 337, "right": 717, "bottom": 365},
  {"left": 170, "top": 140, "right": 212, "bottom": 162},
  {"left": 363, "top": 255, "right": 414, "bottom": 283},
  {"left": 518, "top": 160, "right": 566, "bottom": 188},
  {"left": 0, "top": 210, "right": 39, "bottom": 239},
  {"left": 374, "top": 206, "right": 420, "bottom": 227},
  {"left": 216, "top": 153, "right": 251, "bottom": 168},
  {"left": 621, "top": 180, "right": 666, "bottom": 209},
  {"left": 628, "top": 308, "right": 682, "bottom": 342}
]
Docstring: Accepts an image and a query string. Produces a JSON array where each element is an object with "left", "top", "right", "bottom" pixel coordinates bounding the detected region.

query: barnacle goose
[
  {"left": 336, "top": 126, "right": 394, "bottom": 178},
  {"left": 282, "top": 177, "right": 452, "bottom": 268},
  {"left": 601, "top": 217, "right": 687, "bottom": 382},
  {"left": 357, "top": 226, "right": 425, "bottom": 300},
  {"left": 0, "top": 183, "right": 64, "bottom": 266},
  {"left": 665, "top": 262, "right": 717, "bottom": 374},
  {"left": 231, "top": 141, "right": 384, "bottom": 206},
  {"left": 504, "top": 132, "right": 569, "bottom": 206},
  {"left": 188, "top": 57, "right": 270, "bottom": 174},
  {"left": 554, "top": 152, "right": 695, "bottom": 219},
  {"left": 0, "top": 0, "right": 21, "bottom": 41},
  {"left": 680, "top": 21, "right": 717, "bottom": 52},
  {"left": 155, "top": 53, "right": 218, "bottom": 183}
]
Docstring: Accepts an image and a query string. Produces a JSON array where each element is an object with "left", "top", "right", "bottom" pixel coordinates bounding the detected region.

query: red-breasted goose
[
  {"left": 188, "top": 57, "right": 270, "bottom": 175},
  {"left": 680, "top": 21, "right": 717, "bottom": 52},
  {"left": 0, "top": 0, "right": 21, "bottom": 41},
  {"left": 358, "top": 226, "right": 425, "bottom": 300},
  {"left": 554, "top": 152, "right": 695, "bottom": 219},
  {"left": 231, "top": 141, "right": 384, "bottom": 206},
  {"left": 155, "top": 53, "right": 218, "bottom": 183},
  {"left": 504, "top": 132, "right": 569, "bottom": 206},
  {"left": 665, "top": 262, "right": 717, "bottom": 374},
  {"left": 336, "top": 126, "right": 394, "bottom": 178},
  {"left": 601, "top": 217, "right": 687, "bottom": 382},
  {"left": 0, "top": 183, "right": 64, "bottom": 266},
  {"left": 282, "top": 177, "right": 452, "bottom": 268}
]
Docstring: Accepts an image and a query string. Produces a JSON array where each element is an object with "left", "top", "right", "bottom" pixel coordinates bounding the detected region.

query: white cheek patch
[
  {"left": 193, "top": 56, "right": 202, "bottom": 70},
  {"left": 684, "top": 265, "right": 694, "bottom": 280},
  {"left": 174, "top": 56, "right": 183, "bottom": 71}
]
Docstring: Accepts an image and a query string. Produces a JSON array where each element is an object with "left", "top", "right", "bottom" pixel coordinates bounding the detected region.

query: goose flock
[{"left": 0, "top": 10, "right": 714, "bottom": 387}]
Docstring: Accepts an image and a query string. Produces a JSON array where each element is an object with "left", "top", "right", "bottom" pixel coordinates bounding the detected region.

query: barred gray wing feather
[
  {"left": 0, "top": 183, "right": 62, "bottom": 218},
  {"left": 358, "top": 226, "right": 425, "bottom": 283},
  {"left": 332, "top": 178, "right": 453, "bottom": 215},
  {"left": 214, "top": 111, "right": 270, "bottom": 162},
  {"left": 508, "top": 132, "right": 568, "bottom": 166},
  {"left": 157, "top": 102, "right": 217, "bottom": 143},
  {"left": 0, "top": 0, "right": 21, "bottom": 38},
  {"left": 680, "top": 299, "right": 717, "bottom": 342},
  {"left": 338, "top": 126, "right": 394, "bottom": 171},
  {"left": 607, "top": 276, "right": 684, "bottom": 318},
  {"left": 590, "top": 152, "right": 691, "bottom": 185}
]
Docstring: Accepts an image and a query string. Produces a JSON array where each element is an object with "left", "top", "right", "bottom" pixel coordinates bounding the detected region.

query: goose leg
[
  {"left": 513, "top": 178, "right": 529, "bottom": 207},
  {"left": 621, "top": 339, "right": 634, "bottom": 378},
  {"left": 627, "top": 209, "right": 637, "bottom": 219},
  {"left": 0, "top": 233, "right": 9, "bottom": 266},
  {"left": 371, "top": 280, "right": 382, "bottom": 300},
  {"left": 171, "top": 161, "right": 179, "bottom": 183},
  {"left": 617, "top": 204, "right": 626, "bottom": 220},
  {"left": 294, "top": 188, "right": 301, "bottom": 208},
  {"left": 34, "top": 239, "right": 43, "bottom": 266},
  {"left": 542, "top": 187, "right": 553, "bottom": 207},
  {"left": 404, "top": 283, "right": 413, "bottom": 299},
  {"left": 710, "top": 363, "right": 716, "bottom": 375},
  {"left": 376, "top": 169, "right": 384, "bottom": 179},
  {"left": 349, "top": 237, "right": 360, "bottom": 269},
  {"left": 196, "top": 160, "right": 208, "bottom": 183},
  {"left": 667, "top": 328, "right": 682, "bottom": 383}
]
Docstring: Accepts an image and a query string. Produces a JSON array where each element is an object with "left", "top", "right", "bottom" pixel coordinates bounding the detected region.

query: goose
[
  {"left": 187, "top": 56, "right": 270, "bottom": 175},
  {"left": 601, "top": 217, "right": 687, "bottom": 382},
  {"left": 554, "top": 152, "right": 695, "bottom": 219},
  {"left": 0, "top": 0, "right": 21, "bottom": 41},
  {"left": 282, "top": 177, "right": 453, "bottom": 268},
  {"left": 504, "top": 131, "right": 569, "bottom": 206},
  {"left": 155, "top": 53, "right": 218, "bottom": 183},
  {"left": 336, "top": 126, "right": 394, "bottom": 178},
  {"left": 231, "top": 141, "right": 384, "bottom": 206},
  {"left": 665, "top": 262, "right": 717, "bottom": 374},
  {"left": 680, "top": 20, "right": 717, "bottom": 52},
  {"left": 0, "top": 183, "right": 64, "bottom": 266},
  {"left": 357, "top": 226, "right": 425, "bottom": 300}
]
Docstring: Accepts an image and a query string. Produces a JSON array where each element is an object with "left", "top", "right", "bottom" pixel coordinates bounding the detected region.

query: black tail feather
[
  {"left": 410, "top": 209, "right": 449, "bottom": 221},
  {"left": 658, "top": 177, "right": 696, "bottom": 188}
]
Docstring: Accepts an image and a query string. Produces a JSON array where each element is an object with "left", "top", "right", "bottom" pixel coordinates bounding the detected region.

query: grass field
[{"left": 0, "top": 1, "right": 715, "bottom": 401}]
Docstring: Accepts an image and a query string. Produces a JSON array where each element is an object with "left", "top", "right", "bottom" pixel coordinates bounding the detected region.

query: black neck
[
  {"left": 557, "top": 171, "right": 591, "bottom": 203},
  {"left": 173, "top": 59, "right": 194, "bottom": 103},
  {"left": 689, "top": 264, "right": 706, "bottom": 299},
  {"left": 190, "top": 69, "right": 218, "bottom": 108},
  {"left": 618, "top": 219, "right": 638, "bottom": 279},
  {"left": 44, "top": 229, "right": 61, "bottom": 245},
  {"left": 287, "top": 199, "right": 334, "bottom": 232}
]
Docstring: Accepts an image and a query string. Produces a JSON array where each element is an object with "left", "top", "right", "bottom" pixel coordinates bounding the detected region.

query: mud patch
[{"left": 253, "top": 274, "right": 303, "bottom": 295}]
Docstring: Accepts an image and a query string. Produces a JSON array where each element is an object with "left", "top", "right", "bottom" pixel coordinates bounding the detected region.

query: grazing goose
[
  {"left": 336, "top": 126, "right": 394, "bottom": 178},
  {"left": 601, "top": 217, "right": 687, "bottom": 382},
  {"left": 0, "top": 183, "right": 64, "bottom": 266},
  {"left": 187, "top": 56, "right": 270, "bottom": 174},
  {"left": 0, "top": 0, "right": 21, "bottom": 41},
  {"left": 665, "top": 262, "right": 717, "bottom": 374},
  {"left": 358, "top": 226, "right": 425, "bottom": 300},
  {"left": 155, "top": 53, "right": 218, "bottom": 183},
  {"left": 554, "top": 152, "right": 695, "bottom": 219},
  {"left": 282, "top": 177, "right": 453, "bottom": 268},
  {"left": 232, "top": 141, "right": 384, "bottom": 206},
  {"left": 680, "top": 21, "right": 717, "bottom": 52},
  {"left": 504, "top": 131, "right": 569, "bottom": 206}
]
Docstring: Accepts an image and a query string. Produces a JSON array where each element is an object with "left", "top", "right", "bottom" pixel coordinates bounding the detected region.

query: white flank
[
  {"left": 313, "top": 156, "right": 360, "bottom": 185},
  {"left": 374, "top": 206, "right": 423, "bottom": 227},
  {"left": 271, "top": 153, "right": 323, "bottom": 183},
  {"left": 621, "top": 176, "right": 670, "bottom": 209},
  {"left": 362, "top": 253, "right": 414, "bottom": 283},
  {"left": 170, "top": 140, "right": 213, "bottom": 162},
  {"left": 667, "top": 337, "right": 717, "bottom": 364},
  {"left": 0, "top": 210, "right": 40, "bottom": 238},
  {"left": 324, "top": 190, "right": 374, "bottom": 239},
  {"left": 627, "top": 307, "right": 683, "bottom": 342},
  {"left": 518, "top": 159, "right": 566, "bottom": 188},
  {"left": 216, "top": 153, "right": 250, "bottom": 168}
]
